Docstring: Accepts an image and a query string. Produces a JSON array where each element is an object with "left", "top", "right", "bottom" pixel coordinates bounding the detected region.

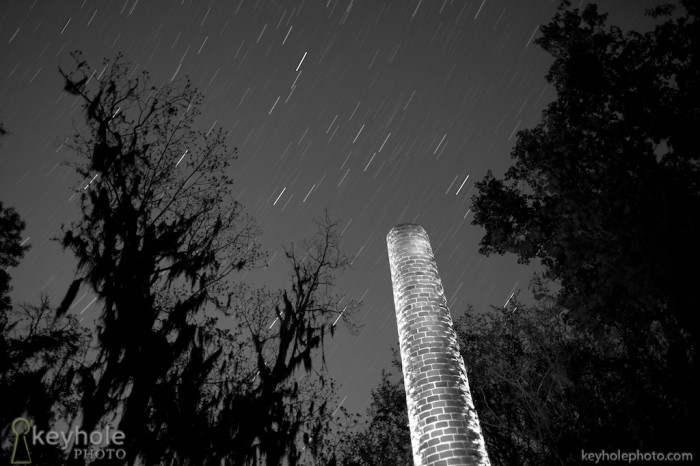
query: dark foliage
[
  {"left": 470, "top": 0, "right": 698, "bottom": 455},
  {"left": 336, "top": 353, "right": 412, "bottom": 466},
  {"left": 0, "top": 51, "right": 363, "bottom": 465},
  {"left": 0, "top": 203, "right": 89, "bottom": 463},
  {"left": 0, "top": 296, "right": 91, "bottom": 464},
  {"left": 458, "top": 284, "right": 699, "bottom": 465},
  {"left": 0, "top": 201, "right": 31, "bottom": 426},
  {"left": 472, "top": 0, "right": 699, "bottom": 335},
  {"left": 0, "top": 202, "right": 28, "bottom": 313}
]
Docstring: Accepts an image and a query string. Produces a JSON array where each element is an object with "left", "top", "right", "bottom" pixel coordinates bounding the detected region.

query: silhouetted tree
[
  {"left": 0, "top": 201, "right": 31, "bottom": 425},
  {"left": 473, "top": 0, "right": 699, "bottom": 333},
  {"left": 0, "top": 296, "right": 90, "bottom": 464},
  {"left": 456, "top": 284, "right": 693, "bottom": 466},
  {"left": 471, "top": 0, "right": 698, "bottom": 453},
  {"left": 0, "top": 202, "right": 90, "bottom": 464},
  {"left": 336, "top": 353, "right": 412, "bottom": 466},
  {"left": 52, "top": 51, "right": 356, "bottom": 465},
  {"left": 0, "top": 201, "right": 27, "bottom": 313},
  {"left": 458, "top": 298, "right": 575, "bottom": 466}
]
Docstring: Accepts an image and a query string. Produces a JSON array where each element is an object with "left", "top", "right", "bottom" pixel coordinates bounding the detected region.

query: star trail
[{"left": 0, "top": 0, "right": 661, "bottom": 416}]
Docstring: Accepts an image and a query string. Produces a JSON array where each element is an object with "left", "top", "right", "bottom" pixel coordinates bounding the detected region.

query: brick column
[{"left": 387, "top": 224, "right": 490, "bottom": 466}]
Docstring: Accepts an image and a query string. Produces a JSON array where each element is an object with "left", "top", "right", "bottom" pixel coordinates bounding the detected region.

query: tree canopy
[
  {"left": 0, "top": 201, "right": 28, "bottom": 313},
  {"left": 472, "top": 0, "right": 699, "bottom": 335},
  {"left": 457, "top": 290, "right": 693, "bottom": 465},
  {"left": 336, "top": 358, "right": 412, "bottom": 466},
  {"left": 2, "top": 52, "right": 357, "bottom": 465},
  {"left": 469, "top": 0, "right": 699, "bottom": 457}
]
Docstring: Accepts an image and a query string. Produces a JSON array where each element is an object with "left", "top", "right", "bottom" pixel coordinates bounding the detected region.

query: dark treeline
[
  {"left": 0, "top": 50, "right": 359, "bottom": 465},
  {"left": 344, "top": 1, "right": 699, "bottom": 465}
]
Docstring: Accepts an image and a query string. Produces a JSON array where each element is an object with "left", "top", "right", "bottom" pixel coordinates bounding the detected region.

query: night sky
[{"left": 0, "top": 0, "right": 661, "bottom": 417}]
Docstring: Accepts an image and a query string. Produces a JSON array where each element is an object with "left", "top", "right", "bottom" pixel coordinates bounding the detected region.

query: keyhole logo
[{"left": 10, "top": 417, "right": 32, "bottom": 464}]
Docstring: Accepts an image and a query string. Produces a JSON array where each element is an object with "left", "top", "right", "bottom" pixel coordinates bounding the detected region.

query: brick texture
[{"left": 387, "top": 224, "right": 490, "bottom": 466}]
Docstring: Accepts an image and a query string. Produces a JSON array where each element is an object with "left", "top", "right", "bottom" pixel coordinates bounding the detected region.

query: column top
[
  {"left": 386, "top": 224, "right": 431, "bottom": 246},
  {"left": 387, "top": 223, "right": 427, "bottom": 237},
  {"left": 388, "top": 223, "right": 426, "bottom": 233}
]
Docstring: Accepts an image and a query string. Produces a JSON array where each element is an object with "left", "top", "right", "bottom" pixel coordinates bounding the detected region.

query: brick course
[{"left": 387, "top": 224, "right": 490, "bottom": 466}]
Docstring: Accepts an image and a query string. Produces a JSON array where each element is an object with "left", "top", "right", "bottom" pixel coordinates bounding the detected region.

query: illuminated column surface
[{"left": 387, "top": 224, "right": 490, "bottom": 466}]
